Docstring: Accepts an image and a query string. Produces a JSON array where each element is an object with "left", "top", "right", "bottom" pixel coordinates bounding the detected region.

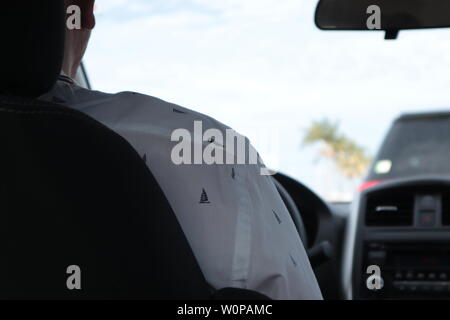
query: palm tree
[{"left": 303, "top": 119, "right": 371, "bottom": 179}]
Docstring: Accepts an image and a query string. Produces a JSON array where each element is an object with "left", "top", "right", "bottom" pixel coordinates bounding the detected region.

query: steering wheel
[{"left": 272, "top": 178, "right": 308, "bottom": 247}]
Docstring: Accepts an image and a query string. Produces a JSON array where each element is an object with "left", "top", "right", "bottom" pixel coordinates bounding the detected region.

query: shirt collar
[
  {"left": 38, "top": 72, "right": 77, "bottom": 103},
  {"left": 58, "top": 71, "right": 75, "bottom": 85}
]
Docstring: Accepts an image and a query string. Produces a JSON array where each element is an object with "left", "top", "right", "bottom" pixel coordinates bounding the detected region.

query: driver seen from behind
[{"left": 39, "top": 0, "right": 323, "bottom": 300}]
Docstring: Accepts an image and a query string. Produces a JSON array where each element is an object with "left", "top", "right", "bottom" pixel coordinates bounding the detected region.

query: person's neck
[{"left": 62, "top": 60, "right": 78, "bottom": 79}]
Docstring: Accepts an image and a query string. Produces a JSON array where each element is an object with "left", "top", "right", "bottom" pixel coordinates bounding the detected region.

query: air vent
[
  {"left": 441, "top": 191, "right": 450, "bottom": 226},
  {"left": 365, "top": 190, "right": 414, "bottom": 226}
]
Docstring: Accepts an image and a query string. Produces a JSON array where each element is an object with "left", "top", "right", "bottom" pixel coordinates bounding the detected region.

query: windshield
[
  {"left": 85, "top": 0, "right": 450, "bottom": 201},
  {"left": 368, "top": 115, "right": 450, "bottom": 180}
]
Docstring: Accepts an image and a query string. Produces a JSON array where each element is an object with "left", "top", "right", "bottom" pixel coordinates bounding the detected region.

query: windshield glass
[
  {"left": 368, "top": 115, "right": 450, "bottom": 180},
  {"left": 85, "top": 0, "right": 450, "bottom": 201}
]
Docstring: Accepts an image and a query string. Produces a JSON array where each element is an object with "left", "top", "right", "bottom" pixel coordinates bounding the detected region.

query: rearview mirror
[{"left": 315, "top": 0, "right": 450, "bottom": 39}]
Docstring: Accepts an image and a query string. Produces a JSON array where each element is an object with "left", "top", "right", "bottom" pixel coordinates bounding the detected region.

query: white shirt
[{"left": 39, "top": 76, "right": 322, "bottom": 300}]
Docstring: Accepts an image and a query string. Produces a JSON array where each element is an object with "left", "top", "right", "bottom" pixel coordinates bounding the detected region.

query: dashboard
[
  {"left": 343, "top": 177, "right": 450, "bottom": 300},
  {"left": 276, "top": 173, "right": 450, "bottom": 300}
]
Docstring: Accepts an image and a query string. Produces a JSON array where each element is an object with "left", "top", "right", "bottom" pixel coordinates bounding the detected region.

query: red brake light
[{"left": 358, "top": 180, "right": 384, "bottom": 192}]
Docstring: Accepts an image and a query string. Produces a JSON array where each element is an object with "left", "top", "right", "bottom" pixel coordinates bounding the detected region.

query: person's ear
[{"left": 79, "top": 0, "right": 95, "bottom": 30}]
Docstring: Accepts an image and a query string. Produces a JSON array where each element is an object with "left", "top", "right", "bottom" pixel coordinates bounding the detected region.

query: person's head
[{"left": 63, "top": 0, "right": 96, "bottom": 78}]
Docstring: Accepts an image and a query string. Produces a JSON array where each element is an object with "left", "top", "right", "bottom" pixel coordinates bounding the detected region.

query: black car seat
[{"left": 0, "top": 2, "right": 267, "bottom": 300}]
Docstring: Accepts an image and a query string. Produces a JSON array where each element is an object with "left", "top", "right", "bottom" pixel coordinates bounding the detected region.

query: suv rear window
[{"left": 368, "top": 114, "right": 450, "bottom": 180}]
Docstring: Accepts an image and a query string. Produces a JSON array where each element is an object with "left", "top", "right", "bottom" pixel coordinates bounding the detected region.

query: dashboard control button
[
  {"left": 433, "top": 285, "right": 444, "bottom": 292},
  {"left": 409, "top": 284, "right": 418, "bottom": 292},
  {"left": 419, "top": 195, "right": 437, "bottom": 211},
  {"left": 418, "top": 212, "right": 435, "bottom": 227},
  {"left": 393, "top": 281, "right": 405, "bottom": 291},
  {"left": 398, "top": 285, "right": 406, "bottom": 292},
  {"left": 421, "top": 284, "right": 431, "bottom": 292},
  {"left": 368, "top": 251, "right": 386, "bottom": 265}
]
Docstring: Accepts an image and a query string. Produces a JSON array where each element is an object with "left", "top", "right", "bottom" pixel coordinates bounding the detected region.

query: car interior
[{"left": 3, "top": 0, "right": 450, "bottom": 301}]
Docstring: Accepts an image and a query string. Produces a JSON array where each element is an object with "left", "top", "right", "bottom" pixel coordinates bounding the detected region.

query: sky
[{"left": 84, "top": 0, "right": 450, "bottom": 201}]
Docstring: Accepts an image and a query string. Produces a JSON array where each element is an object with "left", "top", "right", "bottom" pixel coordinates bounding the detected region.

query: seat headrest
[{"left": 1, "top": 2, "right": 65, "bottom": 97}]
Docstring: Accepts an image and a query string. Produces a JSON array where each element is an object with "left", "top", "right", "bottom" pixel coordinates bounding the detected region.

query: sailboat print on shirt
[{"left": 199, "top": 188, "right": 211, "bottom": 204}]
